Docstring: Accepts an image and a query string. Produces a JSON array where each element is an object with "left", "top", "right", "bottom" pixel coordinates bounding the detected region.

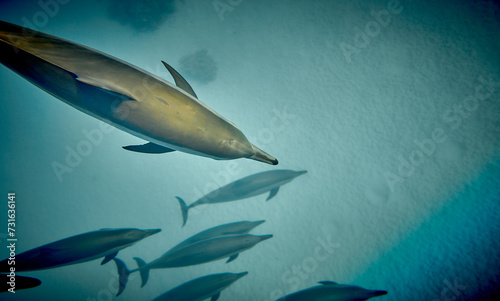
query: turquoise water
[{"left": 1, "top": 0, "right": 499, "bottom": 300}]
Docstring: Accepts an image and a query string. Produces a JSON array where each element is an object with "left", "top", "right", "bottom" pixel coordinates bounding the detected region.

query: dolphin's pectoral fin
[
  {"left": 123, "top": 142, "right": 176, "bottom": 154},
  {"left": 226, "top": 253, "right": 239, "bottom": 263},
  {"left": 266, "top": 187, "right": 280, "bottom": 201},
  {"left": 75, "top": 75, "right": 137, "bottom": 101},
  {"left": 318, "top": 281, "right": 338, "bottom": 286},
  {"left": 161, "top": 61, "right": 198, "bottom": 99},
  {"left": 211, "top": 292, "right": 221, "bottom": 301},
  {"left": 101, "top": 251, "right": 118, "bottom": 265}
]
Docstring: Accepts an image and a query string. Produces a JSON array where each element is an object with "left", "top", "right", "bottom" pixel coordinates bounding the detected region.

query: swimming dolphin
[
  {"left": 114, "top": 234, "right": 272, "bottom": 296},
  {"left": 0, "top": 20, "right": 277, "bottom": 165},
  {"left": 276, "top": 281, "right": 388, "bottom": 301},
  {"left": 177, "top": 170, "right": 307, "bottom": 226},
  {"left": 168, "top": 220, "right": 265, "bottom": 253},
  {"left": 0, "top": 228, "right": 161, "bottom": 272},
  {"left": 152, "top": 272, "right": 248, "bottom": 301},
  {"left": 0, "top": 274, "right": 41, "bottom": 293}
]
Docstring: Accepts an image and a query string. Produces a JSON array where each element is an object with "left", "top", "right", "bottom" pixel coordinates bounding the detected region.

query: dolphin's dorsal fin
[
  {"left": 211, "top": 292, "right": 221, "bottom": 301},
  {"left": 76, "top": 75, "right": 137, "bottom": 101},
  {"left": 319, "top": 281, "right": 338, "bottom": 286},
  {"left": 101, "top": 251, "right": 118, "bottom": 265},
  {"left": 123, "top": 142, "right": 175, "bottom": 154},
  {"left": 266, "top": 187, "right": 280, "bottom": 201},
  {"left": 226, "top": 253, "right": 239, "bottom": 263},
  {"left": 161, "top": 61, "right": 198, "bottom": 99}
]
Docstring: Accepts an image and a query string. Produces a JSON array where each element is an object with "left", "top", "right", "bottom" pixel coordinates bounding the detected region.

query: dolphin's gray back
[
  {"left": 0, "top": 229, "right": 144, "bottom": 272},
  {"left": 191, "top": 170, "right": 301, "bottom": 207},
  {"left": 147, "top": 235, "right": 263, "bottom": 269},
  {"left": 167, "top": 220, "right": 264, "bottom": 253},
  {"left": 152, "top": 272, "right": 246, "bottom": 301}
]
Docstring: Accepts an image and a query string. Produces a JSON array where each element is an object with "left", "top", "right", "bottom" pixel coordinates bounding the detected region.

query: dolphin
[
  {"left": 176, "top": 170, "right": 307, "bottom": 226},
  {"left": 113, "top": 234, "right": 272, "bottom": 296},
  {"left": 0, "top": 274, "right": 41, "bottom": 293},
  {"left": 152, "top": 272, "right": 248, "bottom": 301},
  {"left": 276, "top": 281, "right": 388, "bottom": 301},
  {"left": 0, "top": 228, "right": 161, "bottom": 272},
  {"left": 168, "top": 220, "right": 265, "bottom": 253},
  {"left": 0, "top": 20, "right": 277, "bottom": 165}
]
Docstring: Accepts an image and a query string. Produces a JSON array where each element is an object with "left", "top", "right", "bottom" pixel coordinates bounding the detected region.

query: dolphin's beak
[
  {"left": 145, "top": 229, "right": 162, "bottom": 237},
  {"left": 254, "top": 220, "right": 266, "bottom": 226},
  {"left": 297, "top": 170, "right": 308, "bottom": 175},
  {"left": 260, "top": 234, "right": 273, "bottom": 241},
  {"left": 370, "top": 290, "right": 388, "bottom": 297},
  {"left": 236, "top": 271, "right": 249, "bottom": 278}
]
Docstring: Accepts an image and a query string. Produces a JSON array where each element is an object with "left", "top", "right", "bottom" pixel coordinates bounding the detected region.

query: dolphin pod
[
  {"left": 0, "top": 228, "right": 161, "bottom": 272},
  {"left": 177, "top": 170, "right": 307, "bottom": 226},
  {"left": 113, "top": 233, "right": 272, "bottom": 296},
  {"left": 276, "top": 281, "right": 388, "bottom": 301},
  {"left": 0, "top": 20, "right": 277, "bottom": 165},
  {"left": 152, "top": 272, "right": 248, "bottom": 301}
]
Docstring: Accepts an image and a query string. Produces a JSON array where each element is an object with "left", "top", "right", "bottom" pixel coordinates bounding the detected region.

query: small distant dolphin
[
  {"left": 0, "top": 274, "right": 41, "bottom": 293},
  {"left": 0, "top": 21, "right": 277, "bottom": 165},
  {"left": 114, "top": 234, "right": 272, "bottom": 296},
  {"left": 0, "top": 228, "right": 160, "bottom": 272},
  {"left": 152, "top": 272, "right": 248, "bottom": 301},
  {"left": 168, "top": 220, "right": 265, "bottom": 253},
  {"left": 177, "top": 170, "right": 307, "bottom": 226},
  {"left": 276, "top": 281, "right": 388, "bottom": 301}
]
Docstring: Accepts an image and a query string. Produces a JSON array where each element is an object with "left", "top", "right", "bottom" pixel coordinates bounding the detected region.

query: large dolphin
[
  {"left": 114, "top": 234, "right": 272, "bottom": 296},
  {"left": 152, "top": 272, "right": 248, "bottom": 301},
  {"left": 177, "top": 170, "right": 307, "bottom": 226},
  {"left": 168, "top": 220, "right": 265, "bottom": 253},
  {"left": 276, "top": 281, "right": 388, "bottom": 301},
  {"left": 0, "top": 21, "right": 277, "bottom": 165},
  {"left": 0, "top": 228, "right": 160, "bottom": 272}
]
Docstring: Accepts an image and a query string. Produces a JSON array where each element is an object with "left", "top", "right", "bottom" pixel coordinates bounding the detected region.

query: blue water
[{"left": 1, "top": 0, "right": 499, "bottom": 300}]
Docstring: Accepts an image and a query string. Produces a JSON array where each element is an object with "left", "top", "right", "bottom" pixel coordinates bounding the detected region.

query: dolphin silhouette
[
  {"left": 152, "top": 272, "right": 248, "bottom": 301},
  {"left": 0, "top": 20, "right": 277, "bottom": 165},
  {"left": 276, "top": 281, "right": 388, "bottom": 301},
  {"left": 114, "top": 234, "right": 272, "bottom": 296},
  {"left": 167, "top": 220, "right": 265, "bottom": 254},
  {"left": 0, "top": 228, "right": 161, "bottom": 272},
  {"left": 177, "top": 170, "right": 307, "bottom": 226}
]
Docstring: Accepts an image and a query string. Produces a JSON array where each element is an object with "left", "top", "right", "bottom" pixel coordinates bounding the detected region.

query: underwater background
[{"left": 1, "top": 0, "right": 499, "bottom": 300}]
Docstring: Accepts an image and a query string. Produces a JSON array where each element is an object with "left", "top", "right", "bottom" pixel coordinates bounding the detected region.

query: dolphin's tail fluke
[
  {"left": 133, "top": 257, "right": 150, "bottom": 287},
  {"left": 249, "top": 144, "right": 278, "bottom": 165},
  {"left": 113, "top": 258, "right": 131, "bottom": 296},
  {"left": 176, "top": 197, "right": 189, "bottom": 227}
]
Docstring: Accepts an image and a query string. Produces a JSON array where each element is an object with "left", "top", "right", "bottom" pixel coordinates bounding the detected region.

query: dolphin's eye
[{"left": 228, "top": 139, "right": 234, "bottom": 145}]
